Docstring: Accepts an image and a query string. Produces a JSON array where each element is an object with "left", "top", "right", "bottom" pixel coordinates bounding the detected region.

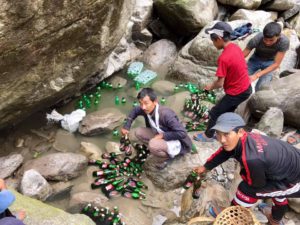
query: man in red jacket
[
  {"left": 194, "top": 22, "right": 252, "bottom": 142},
  {"left": 194, "top": 113, "right": 300, "bottom": 225}
]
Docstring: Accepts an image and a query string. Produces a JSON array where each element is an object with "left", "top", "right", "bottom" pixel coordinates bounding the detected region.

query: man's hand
[
  {"left": 193, "top": 166, "right": 207, "bottom": 175},
  {"left": 204, "top": 84, "right": 213, "bottom": 91},
  {"left": 250, "top": 74, "right": 258, "bottom": 82},
  {"left": 0, "top": 178, "right": 7, "bottom": 190},
  {"left": 153, "top": 133, "right": 164, "bottom": 139},
  {"left": 121, "top": 128, "right": 129, "bottom": 136}
]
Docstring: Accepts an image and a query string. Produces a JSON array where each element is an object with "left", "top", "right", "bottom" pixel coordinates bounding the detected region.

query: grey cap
[
  {"left": 205, "top": 21, "right": 233, "bottom": 37},
  {"left": 211, "top": 113, "right": 245, "bottom": 132}
]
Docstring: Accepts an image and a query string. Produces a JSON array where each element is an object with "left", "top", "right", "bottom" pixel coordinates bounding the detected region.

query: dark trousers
[
  {"left": 233, "top": 180, "right": 300, "bottom": 222},
  {"left": 205, "top": 85, "right": 252, "bottom": 138}
]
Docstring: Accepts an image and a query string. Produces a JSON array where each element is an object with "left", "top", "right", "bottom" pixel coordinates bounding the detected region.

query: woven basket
[{"left": 188, "top": 206, "right": 261, "bottom": 225}]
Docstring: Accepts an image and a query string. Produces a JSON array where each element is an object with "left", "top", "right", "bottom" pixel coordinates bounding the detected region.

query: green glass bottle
[
  {"left": 111, "top": 178, "right": 125, "bottom": 186},
  {"left": 121, "top": 97, "right": 126, "bottom": 104},
  {"left": 94, "top": 99, "right": 99, "bottom": 106},
  {"left": 115, "top": 96, "right": 120, "bottom": 105},
  {"left": 192, "top": 177, "right": 202, "bottom": 199},
  {"left": 122, "top": 191, "right": 146, "bottom": 200},
  {"left": 113, "top": 129, "right": 119, "bottom": 137},
  {"left": 132, "top": 100, "right": 138, "bottom": 107},
  {"left": 174, "top": 85, "right": 179, "bottom": 93},
  {"left": 117, "top": 83, "right": 122, "bottom": 89},
  {"left": 135, "top": 82, "right": 140, "bottom": 91},
  {"left": 182, "top": 171, "right": 198, "bottom": 190},
  {"left": 160, "top": 97, "right": 166, "bottom": 105},
  {"left": 191, "top": 143, "right": 198, "bottom": 154},
  {"left": 88, "top": 159, "right": 102, "bottom": 166},
  {"left": 81, "top": 203, "right": 92, "bottom": 215}
]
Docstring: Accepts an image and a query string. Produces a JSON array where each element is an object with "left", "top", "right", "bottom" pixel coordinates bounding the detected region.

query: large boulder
[
  {"left": 79, "top": 108, "right": 126, "bottom": 136},
  {"left": 9, "top": 189, "right": 95, "bottom": 225},
  {"left": 217, "top": 0, "right": 261, "bottom": 9},
  {"left": 229, "top": 9, "right": 278, "bottom": 24},
  {"left": 22, "top": 153, "right": 87, "bottom": 181},
  {"left": 248, "top": 72, "right": 300, "bottom": 128},
  {"left": 154, "top": 0, "right": 218, "bottom": 35},
  {"left": 0, "top": 0, "right": 134, "bottom": 129},
  {"left": 142, "top": 39, "right": 177, "bottom": 73},
  {"left": 290, "top": 13, "right": 300, "bottom": 38},
  {"left": 0, "top": 154, "right": 24, "bottom": 179}
]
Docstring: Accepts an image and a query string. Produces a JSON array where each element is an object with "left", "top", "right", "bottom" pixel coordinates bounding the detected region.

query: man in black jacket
[
  {"left": 122, "top": 88, "right": 192, "bottom": 169},
  {"left": 194, "top": 112, "right": 300, "bottom": 225}
]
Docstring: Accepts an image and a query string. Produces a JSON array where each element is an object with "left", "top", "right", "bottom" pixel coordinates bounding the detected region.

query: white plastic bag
[{"left": 46, "top": 109, "right": 86, "bottom": 133}]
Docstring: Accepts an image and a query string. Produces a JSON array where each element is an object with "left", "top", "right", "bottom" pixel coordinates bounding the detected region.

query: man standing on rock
[
  {"left": 121, "top": 88, "right": 193, "bottom": 169},
  {"left": 194, "top": 21, "right": 252, "bottom": 142},
  {"left": 194, "top": 112, "right": 300, "bottom": 225},
  {"left": 243, "top": 22, "right": 289, "bottom": 92}
]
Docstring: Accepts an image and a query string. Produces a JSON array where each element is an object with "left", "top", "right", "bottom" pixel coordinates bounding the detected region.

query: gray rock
[
  {"left": 23, "top": 153, "right": 87, "bottom": 181},
  {"left": 257, "top": 107, "right": 284, "bottom": 138},
  {"left": 53, "top": 129, "right": 80, "bottom": 152},
  {"left": 229, "top": 9, "right": 278, "bottom": 24},
  {"left": 288, "top": 198, "right": 300, "bottom": 213},
  {"left": 165, "top": 91, "right": 191, "bottom": 120},
  {"left": 217, "top": 0, "right": 261, "bottom": 9},
  {"left": 48, "top": 181, "right": 73, "bottom": 201},
  {"left": 0, "top": 154, "right": 24, "bottom": 179},
  {"left": 131, "top": 0, "right": 153, "bottom": 30},
  {"left": 105, "top": 141, "right": 121, "bottom": 154},
  {"left": 20, "top": 169, "right": 52, "bottom": 201},
  {"left": 0, "top": 0, "right": 133, "bottom": 129},
  {"left": 281, "top": 4, "right": 300, "bottom": 20},
  {"left": 249, "top": 72, "right": 300, "bottom": 127},
  {"left": 9, "top": 189, "right": 95, "bottom": 225},
  {"left": 154, "top": 0, "right": 218, "bottom": 35},
  {"left": 80, "top": 142, "right": 103, "bottom": 160},
  {"left": 79, "top": 108, "right": 126, "bottom": 136},
  {"left": 263, "top": 0, "right": 295, "bottom": 11},
  {"left": 68, "top": 191, "right": 108, "bottom": 213},
  {"left": 132, "top": 27, "right": 153, "bottom": 49},
  {"left": 152, "top": 80, "right": 176, "bottom": 96},
  {"left": 142, "top": 39, "right": 177, "bottom": 74},
  {"left": 289, "top": 13, "right": 300, "bottom": 37}
]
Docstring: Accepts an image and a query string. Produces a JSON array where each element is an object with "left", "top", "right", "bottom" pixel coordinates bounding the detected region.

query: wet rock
[
  {"left": 249, "top": 72, "right": 300, "bottom": 127},
  {"left": 131, "top": 0, "right": 153, "bottom": 30},
  {"left": 218, "top": 0, "right": 261, "bottom": 9},
  {"left": 165, "top": 91, "right": 190, "bottom": 119},
  {"left": 33, "top": 141, "right": 52, "bottom": 154},
  {"left": 20, "top": 169, "right": 52, "bottom": 201},
  {"left": 23, "top": 153, "right": 87, "bottom": 181},
  {"left": 142, "top": 39, "right": 177, "bottom": 73},
  {"left": 257, "top": 107, "right": 284, "bottom": 138},
  {"left": 132, "top": 27, "right": 153, "bottom": 49},
  {"left": 79, "top": 108, "right": 126, "bottom": 136},
  {"left": 154, "top": 0, "right": 218, "bottom": 36},
  {"left": 80, "top": 142, "right": 103, "bottom": 160},
  {"left": 53, "top": 129, "right": 80, "bottom": 152},
  {"left": 68, "top": 191, "right": 108, "bottom": 213},
  {"left": 48, "top": 181, "right": 73, "bottom": 201},
  {"left": 152, "top": 80, "right": 176, "bottom": 96},
  {"left": 290, "top": 13, "right": 300, "bottom": 37},
  {"left": 0, "top": 154, "right": 24, "bottom": 179},
  {"left": 281, "top": 4, "right": 300, "bottom": 20},
  {"left": 10, "top": 189, "right": 95, "bottom": 225}
]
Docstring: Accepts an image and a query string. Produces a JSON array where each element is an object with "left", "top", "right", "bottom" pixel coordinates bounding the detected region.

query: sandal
[
  {"left": 258, "top": 203, "right": 284, "bottom": 225},
  {"left": 208, "top": 204, "right": 224, "bottom": 218},
  {"left": 287, "top": 130, "right": 300, "bottom": 145},
  {"left": 193, "top": 133, "right": 214, "bottom": 142}
]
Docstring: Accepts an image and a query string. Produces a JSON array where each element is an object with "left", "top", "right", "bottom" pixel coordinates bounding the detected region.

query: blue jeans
[{"left": 248, "top": 54, "right": 274, "bottom": 92}]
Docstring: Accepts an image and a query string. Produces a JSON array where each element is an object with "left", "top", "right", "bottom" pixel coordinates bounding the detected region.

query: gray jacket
[{"left": 123, "top": 105, "right": 192, "bottom": 154}]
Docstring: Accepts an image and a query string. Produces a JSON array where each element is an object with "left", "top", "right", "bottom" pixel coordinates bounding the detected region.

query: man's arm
[
  {"left": 205, "top": 77, "right": 225, "bottom": 91},
  {"left": 122, "top": 107, "right": 145, "bottom": 135},
  {"left": 250, "top": 51, "right": 286, "bottom": 82},
  {"left": 160, "top": 111, "right": 187, "bottom": 141},
  {"left": 0, "top": 179, "right": 7, "bottom": 190},
  {"left": 243, "top": 48, "right": 252, "bottom": 58}
]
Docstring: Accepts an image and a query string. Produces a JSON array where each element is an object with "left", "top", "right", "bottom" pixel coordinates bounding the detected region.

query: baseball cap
[
  {"left": 205, "top": 21, "right": 233, "bottom": 37},
  {"left": 211, "top": 113, "right": 245, "bottom": 132},
  {"left": 0, "top": 190, "right": 15, "bottom": 213}
]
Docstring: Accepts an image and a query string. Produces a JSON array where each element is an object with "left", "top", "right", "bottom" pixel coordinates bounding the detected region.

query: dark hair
[
  {"left": 232, "top": 126, "right": 245, "bottom": 133},
  {"left": 210, "top": 32, "right": 231, "bottom": 42},
  {"left": 263, "top": 22, "right": 281, "bottom": 38},
  {"left": 137, "top": 88, "right": 157, "bottom": 101}
]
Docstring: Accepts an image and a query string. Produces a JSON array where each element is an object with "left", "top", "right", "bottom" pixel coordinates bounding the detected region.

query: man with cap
[
  {"left": 194, "top": 112, "right": 300, "bottom": 225},
  {"left": 193, "top": 21, "right": 252, "bottom": 142}
]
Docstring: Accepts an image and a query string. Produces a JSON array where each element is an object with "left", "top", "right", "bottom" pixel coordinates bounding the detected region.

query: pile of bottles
[
  {"left": 182, "top": 171, "right": 206, "bottom": 199},
  {"left": 183, "top": 90, "right": 216, "bottom": 132},
  {"left": 81, "top": 204, "right": 125, "bottom": 225},
  {"left": 89, "top": 136, "right": 150, "bottom": 200}
]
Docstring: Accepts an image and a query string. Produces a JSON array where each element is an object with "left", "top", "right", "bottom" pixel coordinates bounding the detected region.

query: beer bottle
[
  {"left": 115, "top": 96, "right": 120, "bottom": 105},
  {"left": 81, "top": 203, "right": 92, "bottom": 216},
  {"left": 174, "top": 85, "right": 179, "bottom": 93},
  {"left": 91, "top": 178, "right": 115, "bottom": 189},
  {"left": 192, "top": 177, "right": 202, "bottom": 199},
  {"left": 132, "top": 100, "right": 138, "bottom": 107},
  {"left": 121, "top": 97, "right": 126, "bottom": 104},
  {"left": 135, "top": 82, "right": 140, "bottom": 91},
  {"left": 160, "top": 97, "right": 166, "bottom": 105},
  {"left": 182, "top": 171, "right": 198, "bottom": 190},
  {"left": 113, "top": 129, "right": 119, "bottom": 137},
  {"left": 122, "top": 191, "right": 146, "bottom": 200},
  {"left": 112, "top": 178, "right": 125, "bottom": 186},
  {"left": 112, "top": 215, "right": 121, "bottom": 225},
  {"left": 88, "top": 159, "right": 103, "bottom": 166},
  {"left": 92, "top": 169, "right": 116, "bottom": 177}
]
